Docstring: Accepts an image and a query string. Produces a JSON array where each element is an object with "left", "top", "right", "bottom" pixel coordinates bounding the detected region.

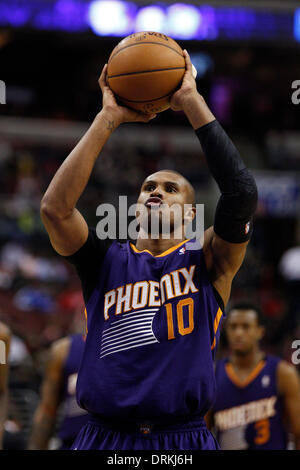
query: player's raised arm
[
  {"left": 170, "top": 51, "right": 258, "bottom": 307},
  {"left": 40, "top": 65, "right": 156, "bottom": 257}
]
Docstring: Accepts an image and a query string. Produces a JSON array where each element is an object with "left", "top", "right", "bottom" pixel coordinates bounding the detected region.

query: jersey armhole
[
  {"left": 212, "top": 285, "right": 225, "bottom": 313},
  {"left": 199, "top": 246, "right": 225, "bottom": 314}
]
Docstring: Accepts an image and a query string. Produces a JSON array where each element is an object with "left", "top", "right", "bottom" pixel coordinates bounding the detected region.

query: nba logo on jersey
[
  {"left": 139, "top": 424, "right": 152, "bottom": 434},
  {"left": 261, "top": 375, "right": 270, "bottom": 388},
  {"left": 179, "top": 247, "right": 186, "bottom": 255}
]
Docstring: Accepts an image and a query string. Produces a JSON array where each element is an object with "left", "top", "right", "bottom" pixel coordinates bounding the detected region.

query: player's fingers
[
  {"left": 183, "top": 50, "right": 193, "bottom": 74},
  {"left": 99, "top": 64, "right": 108, "bottom": 91}
]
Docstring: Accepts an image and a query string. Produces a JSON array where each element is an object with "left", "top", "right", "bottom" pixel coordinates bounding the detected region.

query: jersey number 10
[{"left": 165, "top": 298, "right": 194, "bottom": 340}]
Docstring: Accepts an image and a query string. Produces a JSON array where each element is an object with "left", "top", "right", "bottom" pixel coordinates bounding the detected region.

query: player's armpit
[
  {"left": 203, "top": 227, "right": 248, "bottom": 307},
  {"left": 40, "top": 205, "right": 89, "bottom": 256},
  {"left": 277, "top": 360, "right": 300, "bottom": 449}
]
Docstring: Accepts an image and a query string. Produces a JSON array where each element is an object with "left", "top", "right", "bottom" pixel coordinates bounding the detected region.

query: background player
[
  {"left": 207, "top": 302, "right": 300, "bottom": 449},
  {"left": 39, "top": 50, "right": 257, "bottom": 450},
  {"left": 0, "top": 321, "right": 11, "bottom": 449},
  {"left": 28, "top": 333, "right": 89, "bottom": 450}
]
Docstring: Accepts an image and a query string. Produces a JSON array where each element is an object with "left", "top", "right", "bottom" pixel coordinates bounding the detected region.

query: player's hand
[
  {"left": 170, "top": 50, "right": 199, "bottom": 112},
  {"left": 99, "top": 64, "right": 156, "bottom": 126}
]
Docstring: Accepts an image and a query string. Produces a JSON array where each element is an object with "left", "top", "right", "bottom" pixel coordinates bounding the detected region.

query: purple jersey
[
  {"left": 65, "top": 230, "right": 224, "bottom": 423},
  {"left": 212, "top": 355, "right": 288, "bottom": 450},
  {"left": 57, "top": 334, "right": 89, "bottom": 444}
]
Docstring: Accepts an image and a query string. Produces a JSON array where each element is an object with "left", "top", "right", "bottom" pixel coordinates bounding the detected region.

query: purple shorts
[{"left": 71, "top": 416, "right": 220, "bottom": 450}]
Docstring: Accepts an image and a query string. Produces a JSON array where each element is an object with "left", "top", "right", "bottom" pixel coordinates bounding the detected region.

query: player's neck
[
  {"left": 229, "top": 348, "right": 264, "bottom": 371},
  {"left": 135, "top": 235, "right": 186, "bottom": 256}
]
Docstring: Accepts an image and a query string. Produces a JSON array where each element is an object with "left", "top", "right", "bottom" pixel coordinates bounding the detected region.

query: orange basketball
[{"left": 107, "top": 31, "right": 185, "bottom": 114}]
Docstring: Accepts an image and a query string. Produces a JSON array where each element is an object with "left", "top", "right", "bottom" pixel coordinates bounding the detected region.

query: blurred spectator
[{"left": 279, "top": 247, "right": 300, "bottom": 333}]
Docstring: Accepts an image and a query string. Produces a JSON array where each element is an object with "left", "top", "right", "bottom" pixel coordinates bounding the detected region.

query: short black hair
[{"left": 226, "top": 301, "right": 264, "bottom": 326}]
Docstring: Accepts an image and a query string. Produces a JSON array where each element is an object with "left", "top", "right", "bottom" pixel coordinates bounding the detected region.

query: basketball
[{"left": 107, "top": 31, "right": 186, "bottom": 114}]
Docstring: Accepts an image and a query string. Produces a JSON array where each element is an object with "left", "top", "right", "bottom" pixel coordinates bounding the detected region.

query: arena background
[{"left": 0, "top": 0, "right": 300, "bottom": 448}]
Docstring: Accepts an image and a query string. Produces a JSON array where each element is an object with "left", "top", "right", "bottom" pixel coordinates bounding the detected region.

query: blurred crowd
[
  {"left": 1, "top": 33, "right": 300, "bottom": 448},
  {"left": 1, "top": 134, "right": 299, "bottom": 447},
  {"left": 0, "top": 134, "right": 299, "bottom": 352}
]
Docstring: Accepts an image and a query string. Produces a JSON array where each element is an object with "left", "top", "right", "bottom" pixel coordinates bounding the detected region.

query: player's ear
[{"left": 184, "top": 205, "right": 196, "bottom": 223}]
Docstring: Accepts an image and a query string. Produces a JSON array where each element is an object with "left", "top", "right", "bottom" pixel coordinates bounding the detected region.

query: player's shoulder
[
  {"left": 276, "top": 358, "right": 298, "bottom": 377},
  {"left": 0, "top": 321, "right": 11, "bottom": 342},
  {"left": 275, "top": 357, "right": 299, "bottom": 393},
  {"left": 43, "top": 337, "right": 71, "bottom": 380},
  {"left": 264, "top": 354, "right": 287, "bottom": 371},
  {"left": 76, "top": 227, "right": 128, "bottom": 258},
  {"left": 84, "top": 227, "right": 113, "bottom": 253},
  {"left": 63, "top": 226, "right": 114, "bottom": 268},
  {"left": 50, "top": 336, "right": 71, "bottom": 362}
]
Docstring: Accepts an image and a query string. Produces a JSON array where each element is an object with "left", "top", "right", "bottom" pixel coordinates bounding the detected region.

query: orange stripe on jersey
[
  {"left": 225, "top": 360, "right": 266, "bottom": 388},
  {"left": 84, "top": 307, "right": 88, "bottom": 334},
  {"left": 130, "top": 239, "right": 190, "bottom": 258},
  {"left": 211, "top": 308, "right": 223, "bottom": 351}
]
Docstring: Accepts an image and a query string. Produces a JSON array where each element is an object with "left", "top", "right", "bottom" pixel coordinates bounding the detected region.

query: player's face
[
  {"left": 225, "top": 310, "right": 264, "bottom": 356},
  {"left": 136, "top": 171, "right": 195, "bottom": 236}
]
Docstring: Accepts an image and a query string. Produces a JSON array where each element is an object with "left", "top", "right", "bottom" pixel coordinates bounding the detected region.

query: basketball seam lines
[
  {"left": 114, "top": 89, "right": 177, "bottom": 103},
  {"left": 108, "top": 41, "right": 184, "bottom": 63},
  {"left": 108, "top": 66, "right": 185, "bottom": 79}
]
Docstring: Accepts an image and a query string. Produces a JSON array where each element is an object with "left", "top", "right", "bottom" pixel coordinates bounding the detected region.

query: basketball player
[
  {"left": 28, "top": 334, "right": 89, "bottom": 450},
  {"left": 40, "top": 50, "right": 258, "bottom": 450},
  {"left": 0, "top": 321, "right": 11, "bottom": 449},
  {"left": 207, "top": 303, "right": 300, "bottom": 450}
]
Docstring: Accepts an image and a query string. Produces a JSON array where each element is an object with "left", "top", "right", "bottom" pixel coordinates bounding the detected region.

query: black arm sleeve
[
  {"left": 195, "top": 120, "right": 258, "bottom": 243},
  {"left": 63, "top": 228, "right": 110, "bottom": 304}
]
